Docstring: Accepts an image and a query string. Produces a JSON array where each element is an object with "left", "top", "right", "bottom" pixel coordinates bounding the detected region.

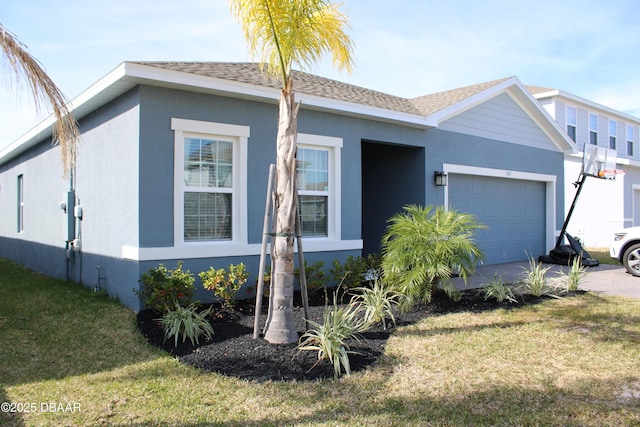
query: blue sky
[{"left": 2, "top": 0, "right": 640, "bottom": 149}]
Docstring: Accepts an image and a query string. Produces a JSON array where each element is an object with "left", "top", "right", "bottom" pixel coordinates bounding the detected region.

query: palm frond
[
  {"left": 229, "top": 0, "right": 354, "bottom": 87},
  {"left": 0, "top": 23, "right": 79, "bottom": 176}
]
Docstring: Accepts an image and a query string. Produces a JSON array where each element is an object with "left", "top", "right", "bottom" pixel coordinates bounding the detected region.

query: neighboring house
[
  {"left": 0, "top": 62, "right": 574, "bottom": 310},
  {"left": 530, "top": 87, "right": 640, "bottom": 247}
]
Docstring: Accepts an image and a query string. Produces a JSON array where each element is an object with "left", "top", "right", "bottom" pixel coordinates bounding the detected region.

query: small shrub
[
  {"left": 330, "top": 255, "right": 368, "bottom": 289},
  {"left": 482, "top": 275, "right": 517, "bottom": 303},
  {"left": 199, "top": 263, "right": 249, "bottom": 308},
  {"left": 157, "top": 302, "right": 214, "bottom": 347},
  {"left": 137, "top": 262, "right": 195, "bottom": 313},
  {"left": 521, "top": 255, "right": 552, "bottom": 297},
  {"left": 295, "top": 260, "right": 326, "bottom": 297},
  {"left": 351, "top": 278, "right": 398, "bottom": 330},
  {"left": 298, "top": 292, "right": 367, "bottom": 378}
]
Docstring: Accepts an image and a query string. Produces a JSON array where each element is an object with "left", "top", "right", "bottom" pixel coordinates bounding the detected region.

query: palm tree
[
  {"left": 1, "top": 23, "right": 79, "bottom": 175},
  {"left": 229, "top": 0, "right": 354, "bottom": 343}
]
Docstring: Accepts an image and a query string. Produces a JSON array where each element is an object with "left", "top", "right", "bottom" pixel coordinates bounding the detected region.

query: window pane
[
  {"left": 299, "top": 195, "right": 327, "bottom": 237},
  {"left": 184, "top": 192, "right": 232, "bottom": 241},
  {"left": 567, "top": 125, "right": 576, "bottom": 142},
  {"left": 567, "top": 106, "right": 576, "bottom": 125},
  {"left": 184, "top": 138, "right": 233, "bottom": 188},
  {"left": 297, "top": 148, "right": 329, "bottom": 191},
  {"left": 589, "top": 131, "right": 598, "bottom": 145},
  {"left": 589, "top": 113, "right": 598, "bottom": 131}
]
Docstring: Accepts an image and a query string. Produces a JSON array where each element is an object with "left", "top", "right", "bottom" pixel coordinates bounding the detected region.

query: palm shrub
[
  {"left": 298, "top": 292, "right": 368, "bottom": 378},
  {"left": 381, "top": 204, "right": 485, "bottom": 311},
  {"left": 351, "top": 278, "right": 398, "bottom": 330},
  {"left": 157, "top": 302, "right": 214, "bottom": 347}
]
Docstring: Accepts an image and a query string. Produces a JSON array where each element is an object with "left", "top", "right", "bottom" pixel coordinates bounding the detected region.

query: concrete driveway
[{"left": 453, "top": 261, "right": 640, "bottom": 299}]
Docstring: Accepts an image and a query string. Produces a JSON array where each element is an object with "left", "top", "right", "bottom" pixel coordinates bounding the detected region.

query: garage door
[{"left": 448, "top": 174, "right": 546, "bottom": 265}]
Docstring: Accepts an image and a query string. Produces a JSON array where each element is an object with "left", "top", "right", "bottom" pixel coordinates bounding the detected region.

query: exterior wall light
[{"left": 434, "top": 171, "right": 448, "bottom": 187}]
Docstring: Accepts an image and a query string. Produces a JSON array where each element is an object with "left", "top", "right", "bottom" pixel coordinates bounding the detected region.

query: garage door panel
[{"left": 449, "top": 175, "right": 545, "bottom": 265}]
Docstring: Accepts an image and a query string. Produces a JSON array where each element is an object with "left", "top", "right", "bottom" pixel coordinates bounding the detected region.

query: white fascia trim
[
  {"left": 443, "top": 163, "right": 557, "bottom": 254},
  {"left": 506, "top": 85, "right": 577, "bottom": 153},
  {"left": 125, "top": 62, "right": 433, "bottom": 128},
  {"left": 427, "top": 78, "right": 521, "bottom": 125},
  {"left": 122, "top": 239, "right": 363, "bottom": 261}
]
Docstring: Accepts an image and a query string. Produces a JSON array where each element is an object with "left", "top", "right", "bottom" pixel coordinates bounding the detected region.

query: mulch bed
[{"left": 136, "top": 289, "right": 571, "bottom": 382}]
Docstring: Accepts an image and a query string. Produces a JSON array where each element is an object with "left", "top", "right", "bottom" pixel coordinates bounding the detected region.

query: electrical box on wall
[{"left": 63, "top": 190, "right": 75, "bottom": 242}]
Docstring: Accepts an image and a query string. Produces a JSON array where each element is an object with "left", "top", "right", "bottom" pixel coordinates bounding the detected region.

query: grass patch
[
  {"left": 586, "top": 247, "right": 618, "bottom": 266},
  {"left": 1, "top": 258, "right": 640, "bottom": 426}
]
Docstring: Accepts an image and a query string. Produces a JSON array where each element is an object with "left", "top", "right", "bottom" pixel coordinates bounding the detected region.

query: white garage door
[{"left": 448, "top": 174, "right": 546, "bottom": 265}]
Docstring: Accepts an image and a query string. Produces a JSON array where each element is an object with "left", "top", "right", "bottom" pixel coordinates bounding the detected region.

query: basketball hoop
[{"left": 598, "top": 169, "right": 626, "bottom": 180}]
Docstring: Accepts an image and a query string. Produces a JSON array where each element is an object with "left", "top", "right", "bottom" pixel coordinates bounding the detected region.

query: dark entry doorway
[{"left": 361, "top": 141, "right": 425, "bottom": 255}]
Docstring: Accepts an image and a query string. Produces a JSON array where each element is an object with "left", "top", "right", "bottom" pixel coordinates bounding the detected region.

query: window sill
[{"left": 122, "top": 239, "right": 363, "bottom": 261}]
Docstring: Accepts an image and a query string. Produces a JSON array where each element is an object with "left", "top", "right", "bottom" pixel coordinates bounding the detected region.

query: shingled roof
[
  {"left": 132, "top": 61, "right": 516, "bottom": 118},
  {"left": 132, "top": 61, "right": 424, "bottom": 115}
]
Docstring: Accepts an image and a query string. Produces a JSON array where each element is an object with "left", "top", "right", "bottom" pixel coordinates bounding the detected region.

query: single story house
[
  {"left": 0, "top": 62, "right": 575, "bottom": 310},
  {"left": 530, "top": 86, "right": 640, "bottom": 247}
]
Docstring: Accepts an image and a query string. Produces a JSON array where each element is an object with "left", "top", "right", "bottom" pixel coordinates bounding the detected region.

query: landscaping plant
[
  {"left": 351, "top": 278, "right": 398, "bottom": 330},
  {"left": 557, "top": 256, "right": 588, "bottom": 292},
  {"left": 521, "top": 255, "right": 553, "bottom": 297},
  {"left": 137, "top": 261, "right": 195, "bottom": 313},
  {"left": 199, "top": 263, "right": 249, "bottom": 308},
  {"left": 482, "top": 274, "right": 517, "bottom": 303},
  {"left": 329, "top": 255, "right": 368, "bottom": 289},
  {"left": 381, "top": 204, "right": 485, "bottom": 310},
  {"left": 295, "top": 260, "right": 326, "bottom": 297},
  {"left": 298, "top": 291, "right": 368, "bottom": 378},
  {"left": 157, "top": 302, "right": 214, "bottom": 347}
]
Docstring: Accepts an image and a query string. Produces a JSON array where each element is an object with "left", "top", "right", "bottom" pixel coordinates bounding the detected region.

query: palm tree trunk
[{"left": 264, "top": 80, "right": 300, "bottom": 344}]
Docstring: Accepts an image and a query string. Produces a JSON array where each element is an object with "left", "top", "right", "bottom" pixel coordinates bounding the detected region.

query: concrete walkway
[{"left": 452, "top": 261, "right": 640, "bottom": 299}]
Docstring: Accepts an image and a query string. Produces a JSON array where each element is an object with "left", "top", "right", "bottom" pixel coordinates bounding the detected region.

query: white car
[{"left": 610, "top": 226, "right": 640, "bottom": 276}]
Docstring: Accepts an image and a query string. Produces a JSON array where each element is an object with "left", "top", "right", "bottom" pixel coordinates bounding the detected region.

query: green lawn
[{"left": 1, "top": 258, "right": 639, "bottom": 426}]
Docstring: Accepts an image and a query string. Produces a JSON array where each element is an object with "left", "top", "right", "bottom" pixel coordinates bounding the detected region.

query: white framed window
[
  {"left": 17, "top": 174, "right": 23, "bottom": 233},
  {"left": 172, "top": 118, "right": 248, "bottom": 247},
  {"left": 566, "top": 106, "right": 577, "bottom": 142},
  {"left": 296, "top": 133, "right": 342, "bottom": 241},
  {"left": 609, "top": 119, "right": 617, "bottom": 150},
  {"left": 627, "top": 124, "right": 635, "bottom": 157},
  {"left": 589, "top": 113, "right": 598, "bottom": 145}
]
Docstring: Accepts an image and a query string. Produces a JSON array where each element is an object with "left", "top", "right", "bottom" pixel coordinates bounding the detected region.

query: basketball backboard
[{"left": 582, "top": 144, "right": 617, "bottom": 179}]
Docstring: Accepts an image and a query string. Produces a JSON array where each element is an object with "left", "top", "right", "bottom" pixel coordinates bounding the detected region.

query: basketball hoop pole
[{"left": 555, "top": 173, "right": 586, "bottom": 249}]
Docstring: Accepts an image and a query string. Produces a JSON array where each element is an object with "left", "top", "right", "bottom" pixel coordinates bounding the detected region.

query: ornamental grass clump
[
  {"left": 381, "top": 204, "right": 485, "bottom": 311},
  {"left": 157, "top": 302, "right": 214, "bottom": 347},
  {"left": 351, "top": 278, "right": 399, "bottom": 330},
  {"left": 298, "top": 292, "right": 368, "bottom": 378},
  {"left": 521, "top": 255, "right": 553, "bottom": 297},
  {"left": 482, "top": 274, "right": 518, "bottom": 303},
  {"left": 556, "top": 256, "right": 588, "bottom": 293}
]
